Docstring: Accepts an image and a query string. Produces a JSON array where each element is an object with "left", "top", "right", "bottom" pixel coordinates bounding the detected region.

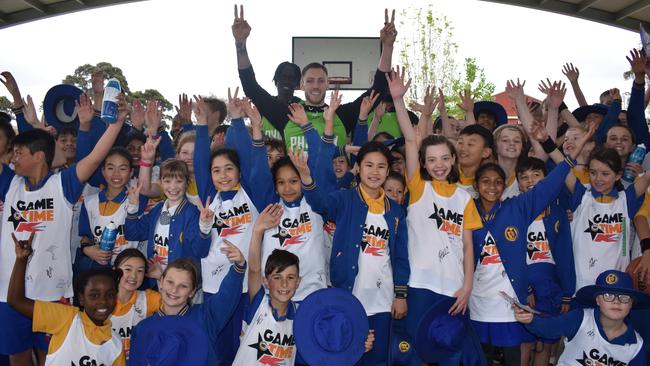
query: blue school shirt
[{"left": 472, "top": 160, "right": 572, "bottom": 304}]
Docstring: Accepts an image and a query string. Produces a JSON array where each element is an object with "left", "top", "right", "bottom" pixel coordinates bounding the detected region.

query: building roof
[
  {"left": 0, "top": 0, "right": 143, "bottom": 30},
  {"left": 480, "top": 0, "right": 648, "bottom": 32}
]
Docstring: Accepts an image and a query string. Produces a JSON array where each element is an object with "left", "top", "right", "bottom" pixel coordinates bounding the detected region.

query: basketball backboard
[{"left": 292, "top": 37, "right": 381, "bottom": 90}]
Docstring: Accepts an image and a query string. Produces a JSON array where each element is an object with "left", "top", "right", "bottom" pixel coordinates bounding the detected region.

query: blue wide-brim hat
[
  {"left": 43, "top": 84, "right": 82, "bottom": 131},
  {"left": 473, "top": 101, "right": 507, "bottom": 127},
  {"left": 294, "top": 288, "right": 369, "bottom": 366},
  {"left": 390, "top": 320, "right": 414, "bottom": 365},
  {"left": 577, "top": 270, "right": 650, "bottom": 308},
  {"left": 572, "top": 103, "right": 608, "bottom": 122},
  {"left": 416, "top": 297, "right": 474, "bottom": 362},
  {"left": 129, "top": 316, "right": 209, "bottom": 366}
]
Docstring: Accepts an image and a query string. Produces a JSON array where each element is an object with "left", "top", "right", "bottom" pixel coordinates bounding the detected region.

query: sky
[{"left": 0, "top": 0, "right": 642, "bottom": 113}]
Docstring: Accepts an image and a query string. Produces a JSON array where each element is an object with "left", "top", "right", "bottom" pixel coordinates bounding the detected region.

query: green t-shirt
[
  {"left": 368, "top": 111, "right": 402, "bottom": 138},
  {"left": 261, "top": 117, "right": 283, "bottom": 140},
  {"left": 283, "top": 110, "right": 347, "bottom": 152}
]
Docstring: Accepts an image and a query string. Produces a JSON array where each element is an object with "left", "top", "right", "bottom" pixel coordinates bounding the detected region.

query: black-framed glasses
[{"left": 601, "top": 293, "right": 632, "bottom": 304}]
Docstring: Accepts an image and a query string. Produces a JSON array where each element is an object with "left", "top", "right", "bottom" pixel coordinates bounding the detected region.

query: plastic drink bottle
[
  {"left": 623, "top": 143, "right": 646, "bottom": 182},
  {"left": 100, "top": 78, "right": 121, "bottom": 123}
]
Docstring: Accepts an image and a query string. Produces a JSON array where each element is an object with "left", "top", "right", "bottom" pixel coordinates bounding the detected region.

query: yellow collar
[
  {"left": 360, "top": 185, "right": 385, "bottom": 214},
  {"left": 431, "top": 180, "right": 457, "bottom": 198},
  {"left": 458, "top": 167, "right": 474, "bottom": 186},
  {"left": 80, "top": 311, "right": 113, "bottom": 342}
]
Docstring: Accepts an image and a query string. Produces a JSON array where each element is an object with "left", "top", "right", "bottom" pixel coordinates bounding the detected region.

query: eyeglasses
[{"left": 601, "top": 293, "right": 632, "bottom": 304}]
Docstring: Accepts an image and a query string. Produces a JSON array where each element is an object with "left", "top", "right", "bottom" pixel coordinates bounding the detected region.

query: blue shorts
[
  {"left": 471, "top": 320, "right": 535, "bottom": 347},
  {"left": 0, "top": 302, "right": 48, "bottom": 355}
]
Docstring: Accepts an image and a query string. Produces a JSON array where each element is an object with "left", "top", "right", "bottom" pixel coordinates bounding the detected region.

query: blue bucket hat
[
  {"left": 294, "top": 288, "right": 369, "bottom": 366},
  {"left": 129, "top": 316, "right": 209, "bottom": 366},
  {"left": 576, "top": 270, "right": 650, "bottom": 308},
  {"left": 43, "top": 84, "right": 82, "bottom": 131},
  {"left": 473, "top": 101, "right": 507, "bottom": 128},
  {"left": 571, "top": 103, "right": 608, "bottom": 122},
  {"left": 416, "top": 297, "right": 486, "bottom": 365},
  {"left": 389, "top": 320, "right": 414, "bottom": 365}
]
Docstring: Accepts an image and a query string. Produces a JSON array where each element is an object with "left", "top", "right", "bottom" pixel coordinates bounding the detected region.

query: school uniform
[
  {"left": 501, "top": 175, "right": 520, "bottom": 200},
  {"left": 0, "top": 165, "right": 85, "bottom": 354},
  {"left": 302, "top": 136, "right": 410, "bottom": 365},
  {"left": 469, "top": 160, "right": 572, "bottom": 347},
  {"left": 525, "top": 308, "right": 647, "bottom": 366},
  {"left": 569, "top": 183, "right": 642, "bottom": 292},
  {"left": 232, "top": 289, "right": 297, "bottom": 365},
  {"left": 195, "top": 121, "right": 267, "bottom": 365},
  {"left": 457, "top": 168, "right": 478, "bottom": 198},
  {"left": 404, "top": 169, "right": 482, "bottom": 365},
  {"left": 524, "top": 200, "right": 575, "bottom": 342},
  {"left": 74, "top": 190, "right": 148, "bottom": 272},
  {"left": 110, "top": 289, "right": 160, "bottom": 359},
  {"left": 32, "top": 301, "right": 125, "bottom": 366},
  {"left": 131, "top": 264, "right": 245, "bottom": 366},
  {"left": 124, "top": 198, "right": 210, "bottom": 274}
]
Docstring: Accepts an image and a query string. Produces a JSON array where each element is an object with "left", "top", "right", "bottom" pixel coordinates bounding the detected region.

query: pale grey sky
[{"left": 0, "top": 0, "right": 641, "bottom": 112}]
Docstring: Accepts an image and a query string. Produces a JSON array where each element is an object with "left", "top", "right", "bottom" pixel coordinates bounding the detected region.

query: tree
[
  {"left": 0, "top": 96, "right": 12, "bottom": 114},
  {"left": 63, "top": 62, "right": 173, "bottom": 124},
  {"left": 398, "top": 5, "right": 495, "bottom": 118}
]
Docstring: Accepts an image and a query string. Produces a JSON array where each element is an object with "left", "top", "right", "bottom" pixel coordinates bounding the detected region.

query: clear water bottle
[
  {"left": 98, "top": 221, "right": 118, "bottom": 252},
  {"left": 623, "top": 143, "right": 646, "bottom": 182},
  {"left": 100, "top": 78, "right": 121, "bottom": 123}
]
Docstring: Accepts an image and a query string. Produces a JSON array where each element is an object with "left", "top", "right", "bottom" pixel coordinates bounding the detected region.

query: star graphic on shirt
[
  {"left": 428, "top": 205, "right": 443, "bottom": 228},
  {"left": 272, "top": 226, "right": 292, "bottom": 246},
  {"left": 576, "top": 351, "right": 590, "bottom": 366},
  {"left": 479, "top": 249, "right": 491, "bottom": 264},
  {"left": 213, "top": 218, "right": 230, "bottom": 236},
  {"left": 584, "top": 219, "right": 603, "bottom": 240},
  {"left": 248, "top": 333, "right": 273, "bottom": 360},
  {"left": 526, "top": 243, "right": 540, "bottom": 259},
  {"left": 8, "top": 206, "right": 26, "bottom": 230}
]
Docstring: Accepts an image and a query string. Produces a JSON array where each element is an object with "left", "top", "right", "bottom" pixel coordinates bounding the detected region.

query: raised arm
[
  {"left": 247, "top": 204, "right": 283, "bottom": 302},
  {"left": 543, "top": 80, "right": 567, "bottom": 142},
  {"left": 7, "top": 233, "right": 36, "bottom": 318},
  {"left": 137, "top": 136, "right": 161, "bottom": 198},
  {"left": 562, "top": 63, "right": 587, "bottom": 107},
  {"left": 232, "top": 4, "right": 252, "bottom": 70},
  {"left": 193, "top": 95, "right": 217, "bottom": 202},
  {"left": 409, "top": 86, "right": 438, "bottom": 140},
  {"left": 626, "top": 49, "right": 650, "bottom": 147},
  {"left": 457, "top": 88, "right": 476, "bottom": 125},
  {"left": 76, "top": 94, "right": 126, "bottom": 183},
  {"left": 386, "top": 66, "right": 418, "bottom": 181}
]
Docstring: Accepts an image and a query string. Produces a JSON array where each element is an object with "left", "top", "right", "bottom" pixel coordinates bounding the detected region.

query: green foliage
[
  {"left": 398, "top": 6, "right": 495, "bottom": 118},
  {"left": 63, "top": 62, "right": 173, "bottom": 124},
  {"left": 63, "top": 62, "right": 131, "bottom": 94},
  {"left": 448, "top": 58, "right": 496, "bottom": 117},
  {"left": 0, "top": 96, "right": 13, "bottom": 113}
]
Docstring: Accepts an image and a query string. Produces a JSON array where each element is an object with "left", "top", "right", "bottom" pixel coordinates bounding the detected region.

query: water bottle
[
  {"left": 100, "top": 78, "right": 121, "bottom": 123},
  {"left": 98, "top": 221, "right": 118, "bottom": 252},
  {"left": 623, "top": 143, "right": 646, "bottom": 182}
]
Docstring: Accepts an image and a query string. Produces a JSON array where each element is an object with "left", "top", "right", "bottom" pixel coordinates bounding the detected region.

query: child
[
  {"left": 389, "top": 66, "right": 483, "bottom": 365},
  {"left": 493, "top": 124, "right": 527, "bottom": 199},
  {"left": 229, "top": 99, "right": 328, "bottom": 302},
  {"left": 130, "top": 245, "right": 246, "bottom": 366},
  {"left": 124, "top": 159, "right": 211, "bottom": 274},
  {"left": 110, "top": 249, "right": 160, "bottom": 360},
  {"left": 384, "top": 171, "right": 405, "bottom": 205},
  {"left": 455, "top": 124, "right": 494, "bottom": 198},
  {"left": 515, "top": 157, "right": 575, "bottom": 366},
  {"left": 7, "top": 233, "right": 125, "bottom": 365},
  {"left": 515, "top": 270, "right": 648, "bottom": 365},
  {"left": 298, "top": 136, "right": 409, "bottom": 365},
  {"left": 193, "top": 94, "right": 265, "bottom": 365},
  {"left": 56, "top": 127, "right": 77, "bottom": 168},
  {"left": 469, "top": 120, "right": 591, "bottom": 365},
  {"left": 562, "top": 125, "right": 595, "bottom": 187},
  {"left": 232, "top": 203, "right": 300, "bottom": 365},
  {"left": 76, "top": 147, "right": 147, "bottom": 271},
  {"left": 265, "top": 138, "right": 286, "bottom": 168},
  {"left": 560, "top": 147, "right": 650, "bottom": 292},
  {"left": 0, "top": 93, "right": 124, "bottom": 365}
]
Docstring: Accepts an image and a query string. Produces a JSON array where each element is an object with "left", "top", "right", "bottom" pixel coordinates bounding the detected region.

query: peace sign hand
[
  {"left": 232, "top": 4, "right": 251, "bottom": 44},
  {"left": 197, "top": 196, "right": 215, "bottom": 226}
]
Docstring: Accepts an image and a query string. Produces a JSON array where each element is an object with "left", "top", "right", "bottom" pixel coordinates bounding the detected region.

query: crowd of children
[{"left": 1, "top": 4, "right": 650, "bottom": 366}]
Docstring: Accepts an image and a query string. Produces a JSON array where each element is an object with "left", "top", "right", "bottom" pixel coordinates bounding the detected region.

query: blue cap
[
  {"left": 294, "top": 288, "right": 368, "bottom": 366},
  {"left": 43, "top": 84, "right": 82, "bottom": 131},
  {"left": 389, "top": 320, "right": 414, "bottom": 365},
  {"left": 129, "top": 316, "right": 209, "bottom": 366},
  {"left": 576, "top": 270, "right": 650, "bottom": 308}
]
